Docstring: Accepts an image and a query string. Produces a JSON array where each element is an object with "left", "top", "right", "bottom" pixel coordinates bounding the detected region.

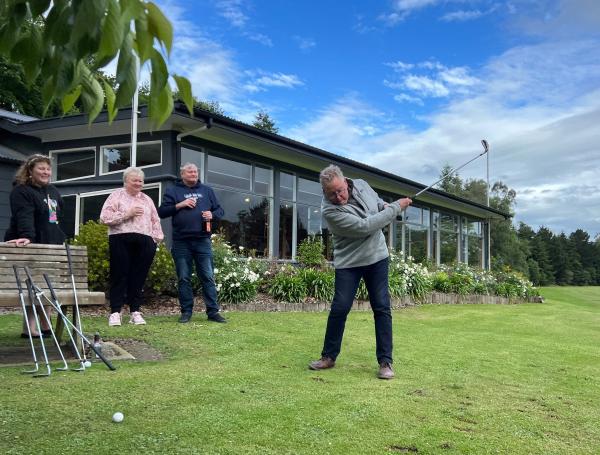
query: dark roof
[{"left": 0, "top": 108, "right": 38, "bottom": 123}]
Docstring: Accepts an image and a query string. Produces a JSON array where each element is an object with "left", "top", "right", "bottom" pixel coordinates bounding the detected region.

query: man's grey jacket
[{"left": 322, "top": 178, "right": 402, "bottom": 269}]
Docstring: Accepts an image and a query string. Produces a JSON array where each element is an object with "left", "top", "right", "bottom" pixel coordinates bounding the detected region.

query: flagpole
[{"left": 131, "top": 55, "right": 140, "bottom": 166}]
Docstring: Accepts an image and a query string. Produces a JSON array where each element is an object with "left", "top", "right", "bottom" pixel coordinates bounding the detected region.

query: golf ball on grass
[
  {"left": 83, "top": 361, "right": 92, "bottom": 368},
  {"left": 112, "top": 412, "right": 124, "bottom": 423}
]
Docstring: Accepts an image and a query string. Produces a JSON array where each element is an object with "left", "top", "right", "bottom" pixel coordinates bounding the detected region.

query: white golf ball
[
  {"left": 112, "top": 412, "right": 124, "bottom": 423},
  {"left": 83, "top": 361, "right": 92, "bottom": 368}
]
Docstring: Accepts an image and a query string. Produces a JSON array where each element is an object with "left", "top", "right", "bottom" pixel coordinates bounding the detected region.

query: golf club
[
  {"left": 412, "top": 139, "right": 489, "bottom": 200},
  {"left": 35, "top": 275, "right": 116, "bottom": 371},
  {"left": 43, "top": 273, "right": 86, "bottom": 371},
  {"left": 65, "top": 243, "right": 88, "bottom": 364},
  {"left": 25, "top": 276, "right": 51, "bottom": 377},
  {"left": 13, "top": 265, "right": 39, "bottom": 374},
  {"left": 23, "top": 268, "right": 69, "bottom": 372}
]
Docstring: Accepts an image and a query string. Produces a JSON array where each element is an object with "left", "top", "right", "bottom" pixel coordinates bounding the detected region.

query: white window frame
[
  {"left": 72, "top": 183, "right": 162, "bottom": 235},
  {"left": 49, "top": 147, "right": 97, "bottom": 183},
  {"left": 99, "top": 140, "right": 163, "bottom": 176}
]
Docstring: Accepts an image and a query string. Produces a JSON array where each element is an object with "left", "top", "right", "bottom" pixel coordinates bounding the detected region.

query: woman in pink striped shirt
[{"left": 100, "top": 167, "right": 164, "bottom": 326}]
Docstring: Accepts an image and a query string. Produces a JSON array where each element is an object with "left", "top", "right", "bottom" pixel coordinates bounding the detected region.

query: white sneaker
[
  {"left": 108, "top": 312, "right": 121, "bottom": 326},
  {"left": 129, "top": 311, "right": 146, "bottom": 325}
]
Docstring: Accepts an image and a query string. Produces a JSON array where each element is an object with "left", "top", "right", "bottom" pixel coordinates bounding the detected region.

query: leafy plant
[
  {"left": 147, "top": 243, "right": 177, "bottom": 295},
  {"left": 299, "top": 267, "right": 335, "bottom": 302},
  {"left": 268, "top": 267, "right": 307, "bottom": 303},
  {"left": 71, "top": 220, "right": 109, "bottom": 291},
  {"left": 296, "top": 236, "right": 325, "bottom": 268}
]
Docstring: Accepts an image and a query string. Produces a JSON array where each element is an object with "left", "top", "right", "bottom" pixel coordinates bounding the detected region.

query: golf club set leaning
[{"left": 13, "top": 244, "right": 115, "bottom": 376}]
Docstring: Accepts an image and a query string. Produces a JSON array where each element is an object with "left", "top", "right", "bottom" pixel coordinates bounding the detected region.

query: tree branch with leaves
[{"left": 0, "top": 0, "right": 193, "bottom": 126}]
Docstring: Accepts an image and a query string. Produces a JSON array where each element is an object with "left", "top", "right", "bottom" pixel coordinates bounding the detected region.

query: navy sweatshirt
[
  {"left": 4, "top": 183, "right": 66, "bottom": 245},
  {"left": 158, "top": 180, "right": 224, "bottom": 240}
]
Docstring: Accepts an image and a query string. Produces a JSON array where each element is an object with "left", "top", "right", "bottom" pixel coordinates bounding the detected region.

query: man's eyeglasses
[{"left": 325, "top": 186, "right": 347, "bottom": 200}]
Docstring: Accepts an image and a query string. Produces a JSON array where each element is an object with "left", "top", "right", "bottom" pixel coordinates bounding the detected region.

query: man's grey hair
[
  {"left": 123, "top": 166, "right": 144, "bottom": 183},
  {"left": 319, "top": 164, "right": 345, "bottom": 188},
  {"left": 180, "top": 162, "right": 198, "bottom": 173}
]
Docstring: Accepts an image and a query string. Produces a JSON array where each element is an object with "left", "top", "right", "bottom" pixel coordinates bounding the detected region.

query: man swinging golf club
[{"left": 309, "top": 164, "right": 412, "bottom": 379}]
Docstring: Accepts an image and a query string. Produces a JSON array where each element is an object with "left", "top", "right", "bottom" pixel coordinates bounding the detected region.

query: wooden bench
[{"left": 0, "top": 242, "right": 105, "bottom": 341}]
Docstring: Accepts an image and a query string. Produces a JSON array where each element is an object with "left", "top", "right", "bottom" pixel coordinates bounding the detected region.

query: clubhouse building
[{"left": 0, "top": 105, "right": 508, "bottom": 268}]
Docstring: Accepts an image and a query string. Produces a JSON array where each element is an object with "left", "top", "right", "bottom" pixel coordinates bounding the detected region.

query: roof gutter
[{"left": 176, "top": 117, "right": 213, "bottom": 141}]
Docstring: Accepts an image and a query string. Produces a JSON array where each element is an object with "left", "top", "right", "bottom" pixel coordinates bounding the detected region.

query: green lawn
[{"left": 1, "top": 287, "right": 599, "bottom": 454}]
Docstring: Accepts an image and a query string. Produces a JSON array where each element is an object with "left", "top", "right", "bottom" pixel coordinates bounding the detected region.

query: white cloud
[
  {"left": 293, "top": 36, "right": 316, "bottom": 51},
  {"left": 244, "top": 71, "right": 304, "bottom": 92},
  {"left": 248, "top": 33, "right": 273, "bottom": 47},
  {"left": 284, "top": 39, "right": 600, "bottom": 235},
  {"left": 440, "top": 9, "right": 483, "bottom": 22},
  {"left": 216, "top": 0, "right": 248, "bottom": 28}
]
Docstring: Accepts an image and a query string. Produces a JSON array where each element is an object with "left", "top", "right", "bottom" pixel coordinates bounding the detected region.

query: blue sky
[{"left": 150, "top": 0, "right": 600, "bottom": 237}]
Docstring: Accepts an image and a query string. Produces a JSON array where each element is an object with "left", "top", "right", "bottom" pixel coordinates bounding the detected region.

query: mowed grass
[{"left": 1, "top": 287, "right": 599, "bottom": 454}]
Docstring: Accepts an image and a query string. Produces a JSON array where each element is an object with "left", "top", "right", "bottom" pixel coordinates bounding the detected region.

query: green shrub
[
  {"left": 389, "top": 252, "right": 432, "bottom": 301},
  {"left": 296, "top": 236, "right": 325, "bottom": 267},
  {"left": 448, "top": 271, "right": 474, "bottom": 295},
  {"left": 299, "top": 267, "right": 335, "bottom": 301},
  {"left": 71, "top": 220, "right": 109, "bottom": 291},
  {"left": 432, "top": 271, "right": 452, "bottom": 293},
  {"left": 147, "top": 243, "right": 177, "bottom": 295},
  {"left": 268, "top": 267, "right": 307, "bottom": 302}
]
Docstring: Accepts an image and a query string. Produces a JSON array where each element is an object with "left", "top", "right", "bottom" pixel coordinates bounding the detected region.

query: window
[
  {"left": 206, "top": 155, "right": 251, "bottom": 190},
  {"left": 254, "top": 166, "right": 272, "bottom": 196},
  {"left": 100, "top": 141, "right": 162, "bottom": 174},
  {"left": 71, "top": 185, "right": 161, "bottom": 235},
  {"left": 467, "top": 220, "right": 483, "bottom": 268},
  {"left": 280, "top": 172, "right": 295, "bottom": 201},
  {"left": 61, "top": 195, "right": 77, "bottom": 239},
  {"left": 440, "top": 213, "right": 459, "bottom": 264},
  {"left": 180, "top": 147, "right": 205, "bottom": 179},
  {"left": 297, "top": 178, "right": 322, "bottom": 206},
  {"left": 213, "top": 188, "right": 270, "bottom": 257},
  {"left": 50, "top": 148, "right": 95, "bottom": 182}
]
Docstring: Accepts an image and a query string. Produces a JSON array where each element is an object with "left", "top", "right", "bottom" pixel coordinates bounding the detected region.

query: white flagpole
[{"left": 131, "top": 55, "right": 140, "bottom": 165}]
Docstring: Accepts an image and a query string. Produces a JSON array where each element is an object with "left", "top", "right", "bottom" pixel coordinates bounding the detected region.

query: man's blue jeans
[
  {"left": 321, "top": 257, "right": 393, "bottom": 364},
  {"left": 172, "top": 238, "right": 219, "bottom": 316}
]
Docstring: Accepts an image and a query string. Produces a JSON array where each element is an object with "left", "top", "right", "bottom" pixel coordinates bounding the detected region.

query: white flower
[
  {"left": 214, "top": 268, "right": 219, "bottom": 274},
  {"left": 239, "top": 246, "right": 244, "bottom": 251}
]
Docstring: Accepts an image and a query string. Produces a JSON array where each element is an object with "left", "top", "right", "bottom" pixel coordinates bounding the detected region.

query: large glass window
[
  {"left": 100, "top": 141, "right": 161, "bottom": 174},
  {"left": 405, "top": 224, "right": 428, "bottom": 263},
  {"left": 254, "top": 166, "right": 272, "bottom": 196},
  {"left": 61, "top": 195, "right": 77, "bottom": 239},
  {"left": 280, "top": 172, "right": 295, "bottom": 201},
  {"left": 297, "top": 178, "right": 322, "bottom": 206},
  {"left": 440, "top": 213, "right": 459, "bottom": 264},
  {"left": 213, "top": 188, "right": 270, "bottom": 257},
  {"left": 279, "top": 201, "right": 294, "bottom": 259},
  {"left": 51, "top": 148, "right": 95, "bottom": 182},
  {"left": 206, "top": 155, "right": 251, "bottom": 190},
  {"left": 180, "top": 147, "right": 205, "bottom": 177},
  {"left": 73, "top": 186, "right": 160, "bottom": 235},
  {"left": 467, "top": 220, "right": 483, "bottom": 268}
]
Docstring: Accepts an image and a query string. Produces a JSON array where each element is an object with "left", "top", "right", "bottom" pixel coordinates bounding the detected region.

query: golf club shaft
[
  {"left": 25, "top": 277, "right": 51, "bottom": 376},
  {"left": 65, "top": 244, "right": 87, "bottom": 361},
  {"left": 13, "top": 266, "right": 39, "bottom": 373},
  {"left": 413, "top": 140, "right": 489, "bottom": 199},
  {"left": 41, "top": 277, "right": 116, "bottom": 371}
]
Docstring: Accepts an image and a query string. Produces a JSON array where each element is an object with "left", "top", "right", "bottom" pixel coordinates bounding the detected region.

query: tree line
[{"left": 439, "top": 165, "right": 600, "bottom": 286}]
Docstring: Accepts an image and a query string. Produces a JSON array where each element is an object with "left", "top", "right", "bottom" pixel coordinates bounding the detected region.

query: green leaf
[
  {"left": 80, "top": 70, "right": 104, "bottom": 124},
  {"left": 134, "top": 15, "right": 152, "bottom": 63},
  {"left": 61, "top": 85, "right": 82, "bottom": 114},
  {"left": 96, "top": 0, "right": 123, "bottom": 67},
  {"left": 150, "top": 48, "right": 168, "bottom": 92},
  {"left": 120, "top": 0, "right": 145, "bottom": 23},
  {"left": 149, "top": 83, "right": 173, "bottom": 128},
  {"left": 173, "top": 74, "right": 193, "bottom": 116},
  {"left": 41, "top": 76, "right": 57, "bottom": 116},
  {"left": 147, "top": 2, "right": 172, "bottom": 56},
  {"left": 103, "top": 79, "right": 118, "bottom": 123},
  {"left": 71, "top": 0, "right": 107, "bottom": 59},
  {"left": 114, "top": 32, "right": 138, "bottom": 108},
  {"left": 28, "top": 0, "right": 52, "bottom": 17},
  {"left": 10, "top": 24, "right": 43, "bottom": 84},
  {"left": 44, "top": 2, "right": 72, "bottom": 46}
]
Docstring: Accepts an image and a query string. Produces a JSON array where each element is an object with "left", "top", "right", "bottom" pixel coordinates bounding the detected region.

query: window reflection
[
  {"left": 207, "top": 155, "right": 251, "bottom": 190},
  {"left": 213, "top": 188, "right": 270, "bottom": 257}
]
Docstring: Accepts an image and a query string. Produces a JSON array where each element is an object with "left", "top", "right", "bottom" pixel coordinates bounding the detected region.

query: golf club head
[{"left": 481, "top": 139, "right": 489, "bottom": 153}]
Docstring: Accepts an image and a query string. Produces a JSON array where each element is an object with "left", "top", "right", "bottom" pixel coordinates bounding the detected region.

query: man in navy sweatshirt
[{"left": 158, "top": 162, "right": 226, "bottom": 323}]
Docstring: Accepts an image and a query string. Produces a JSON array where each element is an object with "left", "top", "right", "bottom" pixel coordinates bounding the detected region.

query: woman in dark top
[{"left": 5, "top": 154, "right": 65, "bottom": 336}]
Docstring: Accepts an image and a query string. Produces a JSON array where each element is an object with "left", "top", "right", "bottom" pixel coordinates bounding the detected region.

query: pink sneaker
[
  {"left": 108, "top": 312, "right": 121, "bottom": 326},
  {"left": 129, "top": 311, "right": 146, "bottom": 325}
]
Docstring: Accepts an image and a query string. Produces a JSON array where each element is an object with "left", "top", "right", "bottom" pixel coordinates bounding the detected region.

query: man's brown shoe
[
  {"left": 378, "top": 362, "right": 394, "bottom": 380},
  {"left": 308, "top": 357, "right": 335, "bottom": 370}
]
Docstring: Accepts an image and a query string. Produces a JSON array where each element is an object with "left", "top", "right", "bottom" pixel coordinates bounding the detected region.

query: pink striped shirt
[{"left": 100, "top": 188, "right": 164, "bottom": 242}]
